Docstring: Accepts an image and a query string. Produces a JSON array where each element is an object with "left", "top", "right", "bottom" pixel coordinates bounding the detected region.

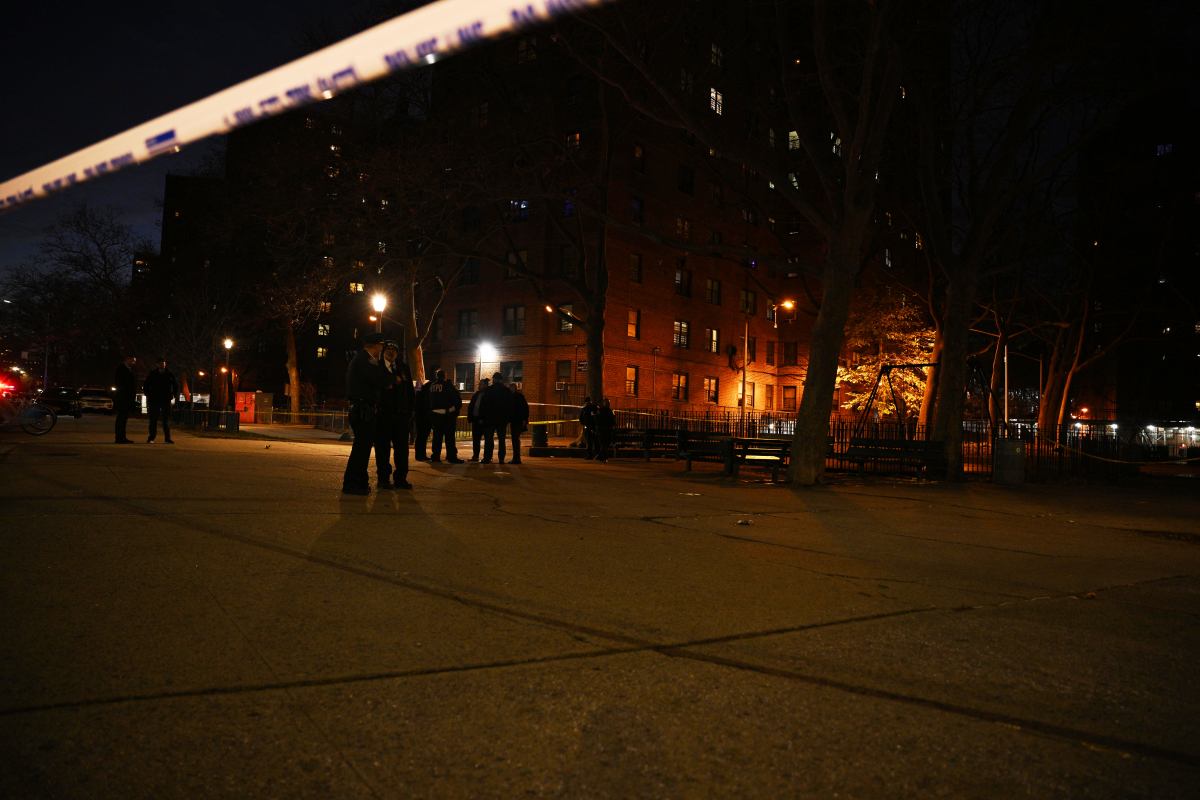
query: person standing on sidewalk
[
  {"left": 509, "top": 385, "right": 530, "bottom": 464},
  {"left": 342, "top": 333, "right": 392, "bottom": 495},
  {"left": 466, "top": 377, "right": 489, "bottom": 461},
  {"left": 113, "top": 354, "right": 137, "bottom": 444},
  {"left": 579, "top": 397, "right": 598, "bottom": 458},
  {"left": 413, "top": 377, "right": 432, "bottom": 461},
  {"left": 479, "top": 372, "right": 512, "bottom": 464},
  {"left": 143, "top": 357, "right": 178, "bottom": 444},
  {"left": 374, "top": 341, "right": 415, "bottom": 489},
  {"left": 596, "top": 397, "right": 616, "bottom": 462},
  {"left": 428, "top": 368, "right": 463, "bottom": 463}
]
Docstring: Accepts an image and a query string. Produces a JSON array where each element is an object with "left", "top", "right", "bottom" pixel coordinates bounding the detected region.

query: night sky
[{"left": 0, "top": 1, "right": 383, "bottom": 272}]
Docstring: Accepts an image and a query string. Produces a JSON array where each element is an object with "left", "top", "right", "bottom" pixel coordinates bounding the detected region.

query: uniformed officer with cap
[{"left": 342, "top": 332, "right": 394, "bottom": 495}]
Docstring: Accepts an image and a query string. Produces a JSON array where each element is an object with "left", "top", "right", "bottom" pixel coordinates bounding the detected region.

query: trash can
[
  {"left": 993, "top": 439, "right": 1025, "bottom": 485},
  {"left": 531, "top": 425, "right": 548, "bottom": 447}
]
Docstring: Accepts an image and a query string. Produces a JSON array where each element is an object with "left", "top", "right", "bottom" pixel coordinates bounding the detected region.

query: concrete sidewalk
[{"left": 2, "top": 416, "right": 1198, "bottom": 798}]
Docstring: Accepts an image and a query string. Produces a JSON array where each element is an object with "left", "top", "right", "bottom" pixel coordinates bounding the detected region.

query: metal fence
[{"left": 170, "top": 407, "right": 242, "bottom": 433}]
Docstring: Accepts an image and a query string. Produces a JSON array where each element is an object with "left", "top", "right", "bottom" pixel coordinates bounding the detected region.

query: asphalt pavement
[{"left": 1, "top": 415, "right": 1198, "bottom": 798}]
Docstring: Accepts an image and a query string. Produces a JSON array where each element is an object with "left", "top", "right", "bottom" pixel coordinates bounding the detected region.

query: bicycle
[{"left": 0, "top": 393, "right": 58, "bottom": 435}]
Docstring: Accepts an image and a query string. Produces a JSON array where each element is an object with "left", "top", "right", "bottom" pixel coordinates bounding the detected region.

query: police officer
[
  {"left": 427, "top": 368, "right": 463, "bottom": 463},
  {"left": 113, "top": 354, "right": 137, "bottom": 444},
  {"left": 466, "top": 377, "right": 489, "bottom": 461},
  {"left": 144, "top": 357, "right": 178, "bottom": 444},
  {"left": 342, "top": 333, "right": 393, "bottom": 495},
  {"left": 414, "top": 377, "right": 432, "bottom": 460},
  {"left": 509, "top": 385, "right": 530, "bottom": 464},
  {"left": 479, "top": 372, "right": 512, "bottom": 464},
  {"left": 375, "top": 341, "right": 415, "bottom": 489}
]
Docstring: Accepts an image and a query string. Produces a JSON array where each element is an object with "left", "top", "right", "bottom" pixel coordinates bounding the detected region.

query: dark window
[
  {"left": 748, "top": 336, "right": 756, "bottom": 363},
  {"left": 462, "top": 206, "right": 481, "bottom": 231},
  {"left": 704, "top": 376, "right": 719, "bottom": 404},
  {"left": 766, "top": 340, "right": 776, "bottom": 365},
  {"left": 630, "top": 253, "right": 643, "bottom": 283},
  {"left": 677, "top": 164, "right": 694, "bottom": 194},
  {"left": 782, "top": 386, "right": 797, "bottom": 411},
  {"left": 674, "top": 264, "right": 692, "bottom": 296},
  {"left": 630, "top": 196, "right": 644, "bottom": 224},
  {"left": 460, "top": 258, "right": 480, "bottom": 285},
  {"left": 783, "top": 341, "right": 798, "bottom": 366},
  {"left": 706, "top": 278, "right": 721, "bottom": 305},
  {"left": 503, "top": 305, "right": 526, "bottom": 335},
  {"left": 501, "top": 361, "right": 524, "bottom": 384},
  {"left": 457, "top": 310, "right": 479, "bottom": 338},
  {"left": 632, "top": 143, "right": 646, "bottom": 173}
]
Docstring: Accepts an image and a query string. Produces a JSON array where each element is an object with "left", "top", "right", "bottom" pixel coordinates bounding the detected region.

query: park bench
[
  {"left": 678, "top": 431, "right": 734, "bottom": 472},
  {"left": 844, "top": 437, "right": 947, "bottom": 476},
  {"left": 610, "top": 428, "right": 681, "bottom": 460},
  {"left": 729, "top": 436, "right": 792, "bottom": 481}
]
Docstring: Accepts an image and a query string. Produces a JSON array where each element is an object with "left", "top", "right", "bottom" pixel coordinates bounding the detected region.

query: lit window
[
  {"left": 565, "top": 131, "right": 582, "bottom": 150},
  {"left": 329, "top": 144, "right": 341, "bottom": 155},
  {"left": 672, "top": 371, "right": 689, "bottom": 401},
  {"left": 377, "top": 241, "right": 387, "bottom": 253},
  {"left": 885, "top": 248, "right": 893, "bottom": 269},
  {"left": 788, "top": 130, "right": 800, "bottom": 150},
  {"left": 830, "top": 131, "right": 842, "bottom": 156},
  {"left": 705, "top": 328, "right": 720, "bottom": 354},
  {"left": 319, "top": 301, "right": 332, "bottom": 313},
  {"left": 509, "top": 199, "right": 530, "bottom": 221},
  {"left": 316, "top": 347, "right": 328, "bottom": 359},
  {"left": 765, "top": 384, "right": 775, "bottom": 410},
  {"left": 900, "top": 86, "right": 907, "bottom": 100},
  {"left": 349, "top": 282, "right": 364, "bottom": 293},
  {"left": 673, "top": 320, "right": 690, "bottom": 349},
  {"left": 558, "top": 304, "right": 574, "bottom": 333},
  {"left": 627, "top": 309, "right": 641, "bottom": 339},
  {"left": 739, "top": 381, "right": 755, "bottom": 408},
  {"left": 626, "top": 366, "right": 639, "bottom": 396},
  {"left": 789, "top": 172, "right": 800, "bottom": 190},
  {"left": 709, "top": 88, "right": 723, "bottom": 115},
  {"left": 704, "top": 376, "right": 719, "bottom": 404},
  {"left": 317, "top": 324, "right": 330, "bottom": 336}
]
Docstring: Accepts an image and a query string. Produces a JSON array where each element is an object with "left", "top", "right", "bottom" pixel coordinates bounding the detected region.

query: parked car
[
  {"left": 78, "top": 387, "right": 114, "bottom": 414},
  {"left": 43, "top": 387, "right": 83, "bottom": 418}
]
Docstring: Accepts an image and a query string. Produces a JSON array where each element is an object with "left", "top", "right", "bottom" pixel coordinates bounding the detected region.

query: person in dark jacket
[
  {"left": 596, "top": 397, "right": 616, "bottom": 462},
  {"left": 579, "top": 397, "right": 598, "bottom": 458},
  {"left": 508, "top": 386, "right": 530, "bottom": 464},
  {"left": 427, "top": 368, "right": 463, "bottom": 463},
  {"left": 342, "top": 333, "right": 394, "bottom": 495},
  {"left": 466, "top": 377, "right": 489, "bottom": 461},
  {"left": 113, "top": 355, "right": 138, "bottom": 443},
  {"left": 479, "top": 372, "right": 512, "bottom": 464},
  {"left": 143, "top": 357, "right": 178, "bottom": 444},
  {"left": 413, "top": 378, "right": 432, "bottom": 460},
  {"left": 374, "top": 341, "right": 415, "bottom": 489}
]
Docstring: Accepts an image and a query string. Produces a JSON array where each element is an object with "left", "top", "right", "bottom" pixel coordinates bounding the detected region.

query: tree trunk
[
  {"left": 285, "top": 322, "right": 301, "bottom": 416},
  {"left": 788, "top": 247, "right": 859, "bottom": 486},
  {"left": 918, "top": 333, "right": 943, "bottom": 428},
  {"left": 585, "top": 306, "right": 606, "bottom": 401},
  {"left": 988, "top": 331, "right": 1007, "bottom": 435},
  {"left": 399, "top": 275, "right": 426, "bottom": 384},
  {"left": 931, "top": 265, "right": 979, "bottom": 479}
]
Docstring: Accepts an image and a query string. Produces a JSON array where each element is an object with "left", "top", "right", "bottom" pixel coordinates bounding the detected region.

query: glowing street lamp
[
  {"left": 371, "top": 293, "right": 388, "bottom": 333},
  {"left": 477, "top": 341, "right": 497, "bottom": 385}
]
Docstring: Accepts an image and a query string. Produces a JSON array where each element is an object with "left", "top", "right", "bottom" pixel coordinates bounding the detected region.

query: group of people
[
  {"left": 341, "top": 333, "right": 531, "bottom": 495},
  {"left": 113, "top": 354, "right": 178, "bottom": 444},
  {"left": 577, "top": 396, "right": 616, "bottom": 461}
]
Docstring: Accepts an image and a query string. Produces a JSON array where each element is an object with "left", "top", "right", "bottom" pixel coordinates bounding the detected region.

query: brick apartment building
[{"left": 206, "top": 4, "right": 828, "bottom": 415}]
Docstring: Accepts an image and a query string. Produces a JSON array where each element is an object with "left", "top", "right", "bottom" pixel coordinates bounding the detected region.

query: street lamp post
[
  {"left": 371, "top": 293, "right": 387, "bottom": 334},
  {"left": 222, "top": 338, "right": 234, "bottom": 410}
]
